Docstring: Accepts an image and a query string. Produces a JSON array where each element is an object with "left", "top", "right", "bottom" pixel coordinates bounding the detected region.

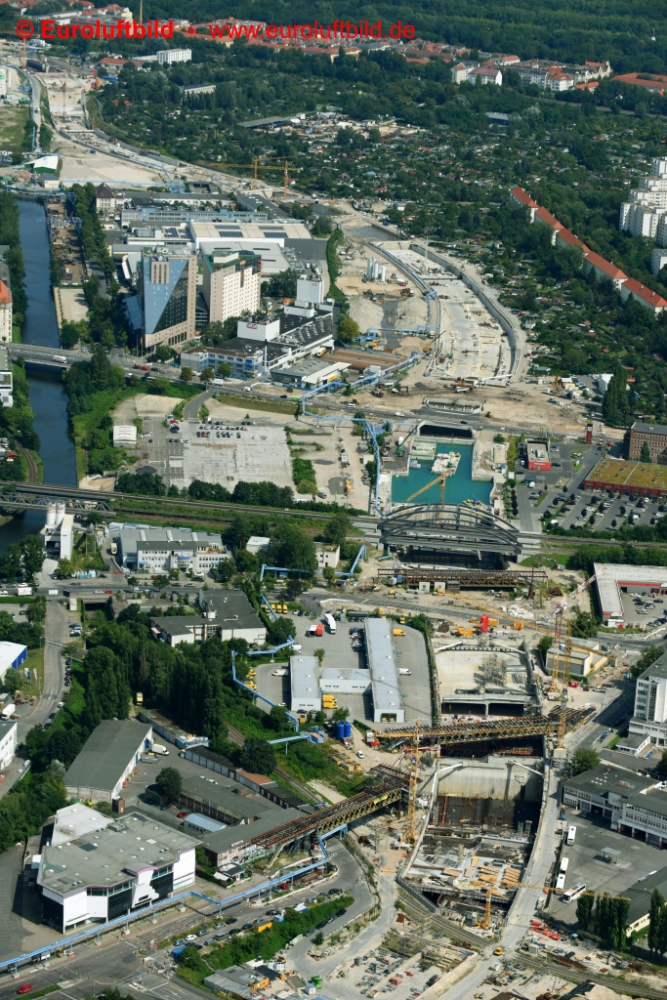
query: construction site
[
  {"left": 435, "top": 634, "right": 539, "bottom": 718},
  {"left": 399, "top": 756, "right": 545, "bottom": 934}
]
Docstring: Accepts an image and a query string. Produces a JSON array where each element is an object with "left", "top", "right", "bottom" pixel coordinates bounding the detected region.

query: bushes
[{"left": 0, "top": 767, "right": 67, "bottom": 853}]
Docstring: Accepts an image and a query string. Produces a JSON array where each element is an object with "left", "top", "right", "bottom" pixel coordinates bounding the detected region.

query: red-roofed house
[
  {"left": 509, "top": 185, "right": 538, "bottom": 220},
  {"left": 496, "top": 54, "right": 520, "bottom": 66},
  {"left": 575, "top": 81, "right": 599, "bottom": 91},
  {"left": 546, "top": 68, "right": 574, "bottom": 91},
  {"left": 0, "top": 280, "right": 11, "bottom": 344},
  {"left": 612, "top": 73, "right": 667, "bottom": 94},
  {"left": 555, "top": 227, "right": 589, "bottom": 253},
  {"left": 452, "top": 64, "right": 468, "bottom": 84},
  {"left": 534, "top": 206, "right": 563, "bottom": 243},
  {"left": 620, "top": 278, "right": 667, "bottom": 315},
  {"left": 583, "top": 251, "right": 627, "bottom": 291}
]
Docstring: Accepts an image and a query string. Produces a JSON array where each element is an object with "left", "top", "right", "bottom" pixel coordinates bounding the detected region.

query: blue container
[
  {"left": 343, "top": 722, "right": 352, "bottom": 738},
  {"left": 336, "top": 722, "right": 345, "bottom": 740}
]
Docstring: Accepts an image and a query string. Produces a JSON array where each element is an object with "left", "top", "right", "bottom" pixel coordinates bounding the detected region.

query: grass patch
[
  {"left": 176, "top": 895, "right": 354, "bottom": 989},
  {"left": 0, "top": 105, "right": 30, "bottom": 151},
  {"left": 213, "top": 392, "right": 296, "bottom": 416},
  {"left": 22, "top": 646, "right": 44, "bottom": 700}
]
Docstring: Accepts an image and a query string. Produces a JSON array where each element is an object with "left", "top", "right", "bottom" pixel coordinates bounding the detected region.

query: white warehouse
[{"left": 290, "top": 655, "right": 321, "bottom": 713}]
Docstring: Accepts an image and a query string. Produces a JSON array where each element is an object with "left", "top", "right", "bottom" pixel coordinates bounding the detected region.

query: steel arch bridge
[{"left": 379, "top": 503, "right": 520, "bottom": 563}]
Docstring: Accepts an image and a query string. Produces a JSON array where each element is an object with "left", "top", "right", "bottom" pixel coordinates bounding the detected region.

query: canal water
[
  {"left": 0, "top": 200, "right": 78, "bottom": 551},
  {"left": 391, "top": 442, "right": 493, "bottom": 506}
]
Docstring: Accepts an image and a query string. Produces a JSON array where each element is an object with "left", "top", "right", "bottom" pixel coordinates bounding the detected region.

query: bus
[
  {"left": 559, "top": 857, "right": 569, "bottom": 875},
  {"left": 324, "top": 612, "right": 337, "bottom": 634},
  {"left": 556, "top": 872, "right": 566, "bottom": 891},
  {"left": 567, "top": 826, "right": 577, "bottom": 845},
  {"left": 562, "top": 883, "right": 586, "bottom": 903}
]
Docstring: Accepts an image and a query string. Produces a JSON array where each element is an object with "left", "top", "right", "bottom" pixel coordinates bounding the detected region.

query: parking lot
[
  {"left": 549, "top": 809, "right": 666, "bottom": 929},
  {"left": 531, "top": 486, "right": 667, "bottom": 537},
  {"left": 253, "top": 613, "right": 432, "bottom": 727}
]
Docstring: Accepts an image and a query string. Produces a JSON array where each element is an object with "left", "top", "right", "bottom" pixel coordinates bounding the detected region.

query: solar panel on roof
[
  {"left": 216, "top": 229, "right": 243, "bottom": 237},
  {"left": 262, "top": 230, "right": 288, "bottom": 238}
]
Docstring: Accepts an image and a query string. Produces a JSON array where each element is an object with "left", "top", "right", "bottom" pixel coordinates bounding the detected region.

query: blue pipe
[{"left": 0, "top": 826, "right": 348, "bottom": 973}]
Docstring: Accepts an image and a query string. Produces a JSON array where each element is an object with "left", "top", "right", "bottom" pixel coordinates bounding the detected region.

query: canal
[{"left": 0, "top": 200, "right": 77, "bottom": 551}]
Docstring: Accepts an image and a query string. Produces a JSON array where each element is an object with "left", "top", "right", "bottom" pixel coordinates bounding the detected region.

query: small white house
[
  {"left": 113, "top": 425, "right": 138, "bottom": 448},
  {"left": 315, "top": 543, "right": 340, "bottom": 569},
  {"left": 0, "top": 719, "right": 17, "bottom": 769}
]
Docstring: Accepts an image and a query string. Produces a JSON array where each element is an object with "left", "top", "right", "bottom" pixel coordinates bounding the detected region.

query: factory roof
[
  {"left": 594, "top": 562, "right": 667, "bottom": 621},
  {"left": 183, "top": 812, "right": 226, "bottom": 834},
  {"left": 39, "top": 809, "right": 199, "bottom": 895},
  {"left": 117, "top": 526, "right": 223, "bottom": 557},
  {"left": 585, "top": 457, "right": 667, "bottom": 493},
  {"left": 625, "top": 865, "right": 667, "bottom": 928},
  {"left": 201, "top": 808, "right": 304, "bottom": 856},
  {"left": 564, "top": 762, "right": 653, "bottom": 801},
  {"left": 64, "top": 720, "right": 152, "bottom": 795},
  {"left": 290, "top": 655, "right": 320, "bottom": 702},
  {"left": 180, "top": 774, "right": 274, "bottom": 822},
  {"left": 365, "top": 617, "right": 403, "bottom": 717},
  {"left": 199, "top": 590, "right": 264, "bottom": 631},
  {"left": 632, "top": 420, "right": 667, "bottom": 436},
  {"left": 51, "top": 803, "right": 113, "bottom": 847}
]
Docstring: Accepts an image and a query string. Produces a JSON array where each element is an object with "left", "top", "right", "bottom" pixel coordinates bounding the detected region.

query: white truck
[
  {"left": 324, "top": 613, "right": 337, "bottom": 634},
  {"left": 150, "top": 743, "right": 169, "bottom": 756}
]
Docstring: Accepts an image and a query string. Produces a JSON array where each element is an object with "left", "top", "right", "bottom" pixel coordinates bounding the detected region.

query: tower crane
[
  {"left": 477, "top": 880, "right": 628, "bottom": 931},
  {"left": 403, "top": 718, "right": 421, "bottom": 845},
  {"left": 207, "top": 158, "right": 298, "bottom": 196},
  {"left": 406, "top": 471, "right": 448, "bottom": 506}
]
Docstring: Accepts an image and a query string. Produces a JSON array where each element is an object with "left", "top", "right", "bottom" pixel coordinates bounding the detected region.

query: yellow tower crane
[
  {"left": 477, "top": 880, "right": 628, "bottom": 931},
  {"left": 403, "top": 718, "right": 421, "bottom": 845},
  {"left": 211, "top": 158, "right": 297, "bottom": 197}
]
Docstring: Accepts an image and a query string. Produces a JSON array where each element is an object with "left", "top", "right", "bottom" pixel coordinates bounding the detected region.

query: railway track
[{"left": 0, "top": 480, "right": 373, "bottom": 525}]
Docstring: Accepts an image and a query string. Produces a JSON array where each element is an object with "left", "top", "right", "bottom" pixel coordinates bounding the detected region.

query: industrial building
[
  {"left": 562, "top": 761, "right": 667, "bottom": 847},
  {"left": 189, "top": 219, "right": 311, "bottom": 249},
  {"left": 545, "top": 643, "right": 607, "bottom": 678},
  {"left": 180, "top": 312, "right": 334, "bottom": 378},
  {"left": 584, "top": 457, "right": 667, "bottom": 497},
  {"left": 526, "top": 440, "right": 551, "bottom": 471},
  {"left": 273, "top": 358, "right": 350, "bottom": 388},
  {"left": 151, "top": 590, "right": 267, "bottom": 647},
  {"left": 37, "top": 804, "right": 198, "bottom": 933},
  {"left": 41, "top": 503, "right": 73, "bottom": 562},
  {"left": 64, "top": 719, "right": 152, "bottom": 803},
  {"left": 625, "top": 866, "right": 667, "bottom": 935},
  {"left": 290, "top": 655, "right": 321, "bottom": 713},
  {"left": 366, "top": 617, "right": 404, "bottom": 724},
  {"left": 0, "top": 640, "right": 27, "bottom": 682},
  {"left": 0, "top": 718, "right": 17, "bottom": 769},
  {"left": 594, "top": 562, "right": 667, "bottom": 624},
  {"left": 201, "top": 808, "right": 304, "bottom": 868},
  {"left": 629, "top": 420, "right": 667, "bottom": 464},
  {"left": 114, "top": 525, "right": 227, "bottom": 575}
]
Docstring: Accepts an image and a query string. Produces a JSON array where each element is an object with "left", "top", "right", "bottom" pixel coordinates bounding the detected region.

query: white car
[{"left": 357, "top": 750, "right": 364, "bottom": 759}]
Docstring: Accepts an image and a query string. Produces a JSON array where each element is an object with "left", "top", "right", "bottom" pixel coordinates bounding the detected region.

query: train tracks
[{"left": 225, "top": 724, "right": 315, "bottom": 803}]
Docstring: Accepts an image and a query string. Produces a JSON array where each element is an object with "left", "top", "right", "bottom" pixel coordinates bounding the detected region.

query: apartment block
[{"left": 201, "top": 250, "right": 262, "bottom": 325}]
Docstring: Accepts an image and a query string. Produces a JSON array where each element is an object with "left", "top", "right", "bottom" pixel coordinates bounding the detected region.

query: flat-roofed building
[
  {"left": 64, "top": 720, "right": 152, "bottom": 803},
  {"left": 594, "top": 562, "right": 667, "bottom": 625},
  {"left": 365, "top": 617, "right": 404, "bottom": 723},
  {"left": 0, "top": 346, "right": 13, "bottom": 406},
  {"left": 0, "top": 719, "right": 17, "bottom": 769},
  {"left": 290, "top": 655, "right": 321, "bottom": 713},
  {"left": 115, "top": 526, "right": 227, "bottom": 574},
  {"left": 151, "top": 590, "right": 266, "bottom": 647},
  {"left": 526, "top": 440, "right": 551, "bottom": 471},
  {"left": 37, "top": 805, "right": 198, "bottom": 932}
]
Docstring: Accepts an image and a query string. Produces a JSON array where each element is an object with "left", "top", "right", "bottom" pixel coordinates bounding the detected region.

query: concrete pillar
[{"left": 631, "top": 828, "right": 635, "bottom": 838}]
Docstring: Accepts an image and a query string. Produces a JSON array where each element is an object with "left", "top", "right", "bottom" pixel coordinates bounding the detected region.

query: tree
[
  {"left": 332, "top": 706, "right": 349, "bottom": 722},
  {"left": 180, "top": 367, "right": 194, "bottom": 382},
  {"left": 649, "top": 888, "right": 665, "bottom": 954},
  {"left": 57, "top": 557, "right": 75, "bottom": 578},
  {"left": 217, "top": 363, "right": 232, "bottom": 378},
  {"left": 268, "top": 616, "right": 296, "bottom": 645},
  {"left": 537, "top": 635, "right": 553, "bottom": 662},
  {"left": 640, "top": 441, "right": 652, "bottom": 463},
  {"left": 240, "top": 738, "right": 276, "bottom": 775},
  {"left": 337, "top": 316, "right": 360, "bottom": 342},
  {"left": 658, "top": 749, "right": 667, "bottom": 777},
  {"left": 631, "top": 645, "right": 662, "bottom": 681},
  {"left": 200, "top": 367, "right": 215, "bottom": 383},
  {"left": 570, "top": 746, "right": 600, "bottom": 775},
  {"left": 199, "top": 317, "right": 238, "bottom": 346},
  {"left": 313, "top": 647, "right": 325, "bottom": 667},
  {"left": 3, "top": 667, "right": 22, "bottom": 694},
  {"left": 21, "top": 534, "right": 45, "bottom": 580},
  {"left": 156, "top": 766, "right": 182, "bottom": 803},
  {"left": 268, "top": 522, "right": 317, "bottom": 574},
  {"left": 285, "top": 577, "right": 305, "bottom": 600},
  {"left": 576, "top": 891, "right": 595, "bottom": 930},
  {"left": 324, "top": 511, "right": 350, "bottom": 547},
  {"left": 313, "top": 931, "right": 324, "bottom": 946},
  {"left": 323, "top": 566, "right": 336, "bottom": 588}
]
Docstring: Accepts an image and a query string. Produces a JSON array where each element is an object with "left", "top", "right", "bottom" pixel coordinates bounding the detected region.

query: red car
[
  {"left": 177, "top": 811, "right": 187, "bottom": 818},
  {"left": 104, "top": 590, "right": 113, "bottom": 594},
  {"left": 17, "top": 985, "right": 33, "bottom": 995}
]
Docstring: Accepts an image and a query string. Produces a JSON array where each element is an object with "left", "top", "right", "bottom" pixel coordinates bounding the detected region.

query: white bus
[
  {"left": 566, "top": 825, "right": 577, "bottom": 845},
  {"left": 324, "top": 613, "right": 337, "bottom": 634},
  {"left": 559, "top": 857, "right": 569, "bottom": 875},
  {"left": 556, "top": 872, "right": 566, "bottom": 890},
  {"left": 562, "top": 883, "right": 586, "bottom": 903}
]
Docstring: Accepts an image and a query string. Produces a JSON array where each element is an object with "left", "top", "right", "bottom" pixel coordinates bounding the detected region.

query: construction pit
[
  {"left": 435, "top": 635, "right": 540, "bottom": 720},
  {"left": 402, "top": 756, "right": 544, "bottom": 934}
]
